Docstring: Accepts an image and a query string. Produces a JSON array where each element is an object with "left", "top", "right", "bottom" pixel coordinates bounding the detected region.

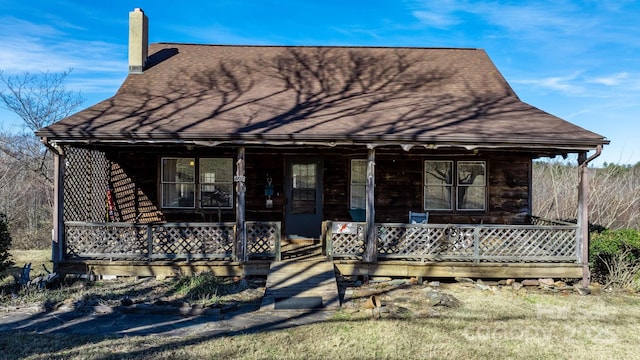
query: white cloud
[
  {"left": 473, "top": 3, "right": 593, "bottom": 38},
  {"left": 0, "top": 17, "right": 125, "bottom": 73},
  {"left": 513, "top": 69, "right": 640, "bottom": 100},
  {"left": 588, "top": 72, "right": 629, "bottom": 86},
  {"left": 407, "top": 0, "right": 615, "bottom": 52},
  {"left": 412, "top": 10, "right": 460, "bottom": 29},
  {"left": 514, "top": 73, "right": 584, "bottom": 95},
  {"left": 0, "top": 16, "right": 126, "bottom": 98}
]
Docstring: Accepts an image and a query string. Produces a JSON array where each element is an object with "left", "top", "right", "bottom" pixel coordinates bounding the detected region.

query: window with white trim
[
  {"left": 457, "top": 161, "right": 486, "bottom": 210},
  {"left": 424, "top": 160, "right": 453, "bottom": 210},
  {"left": 161, "top": 157, "right": 233, "bottom": 209},
  {"left": 350, "top": 159, "right": 367, "bottom": 209},
  {"left": 424, "top": 160, "right": 486, "bottom": 211},
  {"left": 200, "top": 158, "right": 234, "bottom": 209}
]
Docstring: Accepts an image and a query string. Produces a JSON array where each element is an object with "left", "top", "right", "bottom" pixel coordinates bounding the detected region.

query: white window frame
[
  {"left": 456, "top": 161, "right": 486, "bottom": 211},
  {"left": 199, "top": 158, "right": 234, "bottom": 210},
  {"left": 350, "top": 159, "right": 367, "bottom": 209},
  {"left": 161, "top": 157, "right": 196, "bottom": 209},
  {"left": 424, "top": 160, "right": 454, "bottom": 211},
  {"left": 423, "top": 160, "right": 486, "bottom": 212},
  {"left": 161, "top": 157, "right": 234, "bottom": 209}
]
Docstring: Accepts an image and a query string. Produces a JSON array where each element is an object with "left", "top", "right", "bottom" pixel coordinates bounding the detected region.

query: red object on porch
[{"left": 106, "top": 188, "right": 116, "bottom": 222}]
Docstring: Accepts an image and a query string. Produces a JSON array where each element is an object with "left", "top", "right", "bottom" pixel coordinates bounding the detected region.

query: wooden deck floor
[{"left": 260, "top": 259, "right": 341, "bottom": 311}]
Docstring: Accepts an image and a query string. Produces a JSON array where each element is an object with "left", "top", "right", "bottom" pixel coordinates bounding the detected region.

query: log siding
[{"left": 63, "top": 145, "right": 536, "bottom": 227}]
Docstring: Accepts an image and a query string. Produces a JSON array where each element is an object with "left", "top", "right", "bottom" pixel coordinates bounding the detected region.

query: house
[{"left": 36, "top": 9, "right": 608, "bottom": 284}]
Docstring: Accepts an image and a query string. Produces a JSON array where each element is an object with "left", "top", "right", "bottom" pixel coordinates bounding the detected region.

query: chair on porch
[
  {"left": 405, "top": 211, "right": 430, "bottom": 259},
  {"left": 409, "top": 211, "right": 429, "bottom": 224}
]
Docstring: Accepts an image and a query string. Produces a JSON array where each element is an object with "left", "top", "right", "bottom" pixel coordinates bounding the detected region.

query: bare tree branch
[
  {"left": 0, "top": 69, "right": 84, "bottom": 248},
  {"left": 533, "top": 160, "right": 640, "bottom": 229},
  {"left": 0, "top": 69, "right": 84, "bottom": 131}
]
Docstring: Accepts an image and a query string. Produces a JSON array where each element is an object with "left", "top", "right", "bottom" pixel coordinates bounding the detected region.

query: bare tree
[
  {"left": 532, "top": 161, "right": 578, "bottom": 221},
  {"left": 533, "top": 160, "right": 640, "bottom": 230},
  {"left": 0, "top": 70, "right": 83, "bottom": 131},
  {"left": 589, "top": 164, "right": 640, "bottom": 228},
  {"left": 0, "top": 69, "right": 84, "bottom": 248}
]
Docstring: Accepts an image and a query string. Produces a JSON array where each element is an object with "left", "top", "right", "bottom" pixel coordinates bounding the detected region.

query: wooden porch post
[
  {"left": 235, "top": 146, "right": 247, "bottom": 262},
  {"left": 52, "top": 150, "right": 65, "bottom": 270},
  {"left": 577, "top": 152, "right": 590, "bottom": 287},
  {"left": 363, "top": 147, "right": 377, "bottom": 262}
]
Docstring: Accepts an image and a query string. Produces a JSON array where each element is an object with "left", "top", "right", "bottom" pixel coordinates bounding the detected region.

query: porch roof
[{"left": 37, "top": 44, "right": 608, "bottom": 155}]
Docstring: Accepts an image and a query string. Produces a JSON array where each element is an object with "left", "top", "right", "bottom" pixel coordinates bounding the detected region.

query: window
[
  {"left": 200, "top": 158, "right": 234, "bottom": 208},
  {"left": 424, "top": 161, "right": 453, "bottom": 210},
  {"left": 350, "top": 159, "right": 367, "bottom": 209},
  {"left": 161, "top": 157, "right": 233, "bottom": 209},
  {"left": 162, "top": 158, "right": 195, "bottom": 208},
  {"left": 424, "top": 160, "right": 486, "bottom": 211},
  {"left": 291, "top": 163, "right": 317, "bottom": 214},
  {"left": 457, "top": 161, "right": 486, "bottom": 210}
]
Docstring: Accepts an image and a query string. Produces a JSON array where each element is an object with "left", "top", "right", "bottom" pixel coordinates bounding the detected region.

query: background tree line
[
  {"left": 0, "top": 70, "right": 82, "bottom": 250},
  {"left": 533, "top": 160, "right": 640, "bottom": 229}
]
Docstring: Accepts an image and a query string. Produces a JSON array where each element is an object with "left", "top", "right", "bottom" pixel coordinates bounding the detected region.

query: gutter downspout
[
  {"left": 41, "top": 137, "right": 65, "bottom": 271},
  {"left": 578, "top": 144, "right": 602, "bottom": 288}
]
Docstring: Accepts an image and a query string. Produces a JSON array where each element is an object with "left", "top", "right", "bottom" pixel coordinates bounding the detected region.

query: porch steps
[
  {"left": 260, "top": 260, "right": 341, "bottom": 311},
  {"left": 280, "top": 242, "right": 323, "bottom": 261}
]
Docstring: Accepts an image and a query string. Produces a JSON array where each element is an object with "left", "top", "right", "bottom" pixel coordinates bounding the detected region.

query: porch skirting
[
  {"left": 332, "top": 260, "right": 582, "bottom": 279},
  {"left": 56, "top": 259, "right": 582, "bottom": 280}
]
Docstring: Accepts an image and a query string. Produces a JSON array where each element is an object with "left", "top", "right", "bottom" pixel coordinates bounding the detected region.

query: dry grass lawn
[
  {"left": 1, "top": 250, "right": 639, "bottom": 359},
  {"left": 6, "top": 249, "right": 51, "bottom": 271},
  {"left": 2, "top": 290, "right": 639, "bottom": 360}
]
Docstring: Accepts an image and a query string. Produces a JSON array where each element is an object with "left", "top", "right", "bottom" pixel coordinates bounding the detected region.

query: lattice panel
[
  {"left": 151, "top": 224, "right": 234, "bottom": 258},
  {"left": 246, "top": 222, "right": 280, "bottom": 257},
  {"left": 65, "top": 224, "right": 147, "bottom": 257},
  {"left": 478, "top": 227, "right": 577, "bottom": 260},
  {"left": 530, "top": 217, "right": 576, "bottom": 227},
  {"left": 331, "top": 224, "right": 365, "bottom": 257},
  {"left": 63, "top": 147, "right": 111, "bottom": 222},
  {"left": 378, "top": 225, "right": 436, "bottom": 255},
  {"left": 327, "top": 221, "right": 578, "bottom": 263},
  {"left": 439, "top": 227, "right": 476, "bottom": 257},
  {"left": 377, "top": 225, "right": 475, "bottom": 258}
]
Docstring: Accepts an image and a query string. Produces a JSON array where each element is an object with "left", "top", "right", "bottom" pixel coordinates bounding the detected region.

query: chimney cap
[{"left": 133, "top": 8, "right": 144, "bottom": 12}]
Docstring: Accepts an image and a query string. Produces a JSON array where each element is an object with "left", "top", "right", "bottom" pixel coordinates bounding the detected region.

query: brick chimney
[{"left": 128, "top": 8, "right": 148, "bottom": 73}]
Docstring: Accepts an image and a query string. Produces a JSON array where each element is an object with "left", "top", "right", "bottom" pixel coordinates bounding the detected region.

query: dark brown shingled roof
[{"left": 37, "top": 43, "right": 608, "bottom": 152}]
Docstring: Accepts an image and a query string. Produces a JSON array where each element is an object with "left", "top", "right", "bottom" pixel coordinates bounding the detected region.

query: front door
[{"left": 285, "top": 158, "right": 323, "bottom": 239}]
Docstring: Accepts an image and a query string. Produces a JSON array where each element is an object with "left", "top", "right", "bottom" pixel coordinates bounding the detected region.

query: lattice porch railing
[
  {"left": 327, "top": 222, "right": 579, "bottom": 263},
  {"left": 65, "top": 222, "right": 149, "bottom": 259},
  {"left": 64, "top": 221, "right": 281, "bottom": 261},
  {"left": 246, "top": 221, "right": 281, "bottom": 260},
  {"left": 150, "top": 223, "right": 235, "bottom": 260},
  {"left": 530, "top": 216, "right": 577, "bottom": 227},
  {"left": 326, "top": 222, "right": 366, "bottom": 259}
]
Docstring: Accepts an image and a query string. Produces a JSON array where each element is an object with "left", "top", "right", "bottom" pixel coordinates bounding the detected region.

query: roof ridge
[{"left": 151, "top": 42, "right": 482, "bottom": 51}]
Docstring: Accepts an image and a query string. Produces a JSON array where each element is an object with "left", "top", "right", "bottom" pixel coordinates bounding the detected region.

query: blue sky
[{"left": 1, "top": 0, "right": 638, "bottom": 165}]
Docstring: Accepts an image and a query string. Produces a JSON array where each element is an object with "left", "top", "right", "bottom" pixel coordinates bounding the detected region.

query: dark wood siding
[
  {"left": 101, "top": 146, "right": 532, "bottom": 226},
  {"left": 244, "top": 150, "right": 284, "bottom": 222},
  {"left": 487, "top": 154, "right": 531, "bottom": 224}
]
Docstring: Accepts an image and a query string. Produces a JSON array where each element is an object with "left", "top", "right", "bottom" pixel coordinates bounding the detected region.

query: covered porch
[{"left": 46, "top": 141, "right": 591, "bottom": 280}]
